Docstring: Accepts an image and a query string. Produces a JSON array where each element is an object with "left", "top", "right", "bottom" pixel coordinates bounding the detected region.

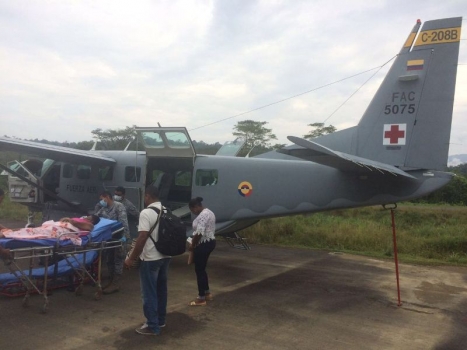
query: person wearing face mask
[
  {"left": 95, "top": 191, "right": 129, "bottom": 294},
  {"left": 113, "top": 186, "right": 139, "bottom": 239}
]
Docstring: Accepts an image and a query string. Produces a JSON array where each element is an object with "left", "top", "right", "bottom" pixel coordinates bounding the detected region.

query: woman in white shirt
[{"left": 188, "top": 197, "right": 216, "bottom": 306}]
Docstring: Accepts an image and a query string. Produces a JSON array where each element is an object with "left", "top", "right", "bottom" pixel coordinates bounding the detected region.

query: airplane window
[
  {"left": 165, "top": 132, "right": 190, "bottom": 148},
  {"left": 77, "top": 165, "right": 91, "bottom": 180},
  {"left": 125, "top": 166, "right": 141, "bottom": 182},
  {"left": 175, "top": 171, "right": 192, "bottom": 187},
  {"left": 216, "top": 137, "right": 246, "bottom": 156},
  {"left": 8, "top": 163, "right": 29, "bottom": 178},
  {"left": 195, "top": 169, "right": 218, "bottom": 186},
  {"left": 63, "top": 164, "right": 74, "bottom": 178},
  {"left": 8, "top": 159, "right": 43, "bottom": 178},
  {"left": 98, "top": 166, "right": 113, "bottom": 181},
  {"left": 141, "top": 132, "right": 164, "bottom": 148},
  {"left": 40, "top": 159, "right": 55, "bottom": 177},
  {"left": 151, "top": 169, "right": 164, "bottom": 183}
]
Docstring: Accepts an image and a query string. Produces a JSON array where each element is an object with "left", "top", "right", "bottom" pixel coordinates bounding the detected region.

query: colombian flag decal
[
  {"left": 238, "top": 181, "right": 253, "bottom": 197},
  {"left": 407, "top": 59, "right": 424, "bottom": 71}
]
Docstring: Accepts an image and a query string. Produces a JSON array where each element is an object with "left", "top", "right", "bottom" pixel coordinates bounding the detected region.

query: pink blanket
[{"left": 1, "top": 220, "right": 89, "bottom": 245}]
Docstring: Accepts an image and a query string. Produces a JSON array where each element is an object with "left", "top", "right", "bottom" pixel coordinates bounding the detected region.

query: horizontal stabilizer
[
  {"left": 0, "top": 137, "right": 115, "bottom": 166},
  {"left": 279, "top": 136, "right": 416, "bottom": 179}
]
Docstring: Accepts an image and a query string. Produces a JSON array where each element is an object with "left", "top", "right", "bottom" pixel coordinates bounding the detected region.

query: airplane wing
[
  {"left": 279, "top": 136, "right": 416, "bottom": 179},
  {"left": 0, "top": 137, "right": 115, "bottom": 165}
]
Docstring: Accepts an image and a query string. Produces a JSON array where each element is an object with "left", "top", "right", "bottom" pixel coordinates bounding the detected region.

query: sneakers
[
  {"left": 141, "top": 322, "right": 165, "bottom": 329},
  {"left": 189, "top": 293, "right": 214, "bottom": 306},
  {"left": 135, "top": 326, "right": 159, "bottom": 336},
  {"left": 189, "top": 298, "right": 207, "bottom": 306}
]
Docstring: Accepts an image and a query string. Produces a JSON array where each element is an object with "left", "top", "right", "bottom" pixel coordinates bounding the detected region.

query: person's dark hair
[
  {"left": 90, "top": 214, "right": 100, "bottom": 225},
  {"left": 115, "top": 186, "right": 125, "bottom": 194},
  {"left": 0, "top": 189, "right": 4, "bottom": 197},
  {"left": 100, "top": 191, "right": 112, "bottom": 198},
  {"left": 189, "top": 197, "right": 203, "bottom": 208},
  {"left": 145, "top": 186, "right": 160, "bottom": 200}
]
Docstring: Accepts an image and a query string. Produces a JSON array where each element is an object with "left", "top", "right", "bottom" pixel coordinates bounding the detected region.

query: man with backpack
[{"left": 124, "top": 186, "right": 171, "bottom": 336}]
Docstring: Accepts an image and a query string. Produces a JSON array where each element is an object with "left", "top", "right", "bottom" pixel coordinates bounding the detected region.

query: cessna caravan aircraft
[{"left": 0, "top": 17, "right": 463, "bottom": 237}]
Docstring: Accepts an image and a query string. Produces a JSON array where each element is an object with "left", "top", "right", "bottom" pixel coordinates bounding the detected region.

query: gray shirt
[
  {"left": 95, "top": 201, "right": 130, "bottom": 239},
  {"left": 120, "top": 198, "right": 139, "bottom": 219}
]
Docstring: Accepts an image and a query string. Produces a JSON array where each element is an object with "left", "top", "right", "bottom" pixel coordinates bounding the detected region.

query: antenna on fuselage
[
  {"left": 91, "top": 141, "right": 98, "bottom": 151},
  {"left": 158, "top": 122, "right": 161, "bottom": 127},
  {"left": 245, "top": 146, "right": 256, "bottom": 158},
  {"left": 124, "top": 139, "right": 135, "bottom": 151}
]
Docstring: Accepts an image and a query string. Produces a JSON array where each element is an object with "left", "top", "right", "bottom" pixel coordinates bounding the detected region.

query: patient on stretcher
[{"left": 0, "top": 215, "right": 100, "bottom": 246}]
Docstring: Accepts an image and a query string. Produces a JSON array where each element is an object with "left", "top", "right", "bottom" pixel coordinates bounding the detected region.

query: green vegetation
[
  {"left": 303, "top": 122, "right": 337, "bottom": 139},
  {"left": 2, "top": 196, "right": 466, "bottom": 266},
  {"left": 240, "top": 205, "right": 467, "bottom": 266},
  {"left": 0, "top": 197, "right": 29, "bottom": 220},
  {"left": 0, "top": 176, "right": 29, "bottom": 220}
]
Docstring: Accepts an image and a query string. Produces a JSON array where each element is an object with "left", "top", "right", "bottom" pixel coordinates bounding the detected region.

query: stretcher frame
[
  {"left": 0, "top": 226, "right": 124, "bottom": 313},
  {"left": 3, "top": 246, "right": 54, "bottom": 313},
  {"left": 53, "top": 239, "right": 122, "bottom": 301}
]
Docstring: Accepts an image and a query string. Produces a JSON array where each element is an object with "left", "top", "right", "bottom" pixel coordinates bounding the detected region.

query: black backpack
[{"left": 147, "top": 207, "right": 187, "bottom": 256}]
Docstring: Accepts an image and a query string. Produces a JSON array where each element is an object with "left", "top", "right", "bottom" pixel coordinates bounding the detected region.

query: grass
[
  {"left": 0, "top": 192, "right": 30, "bottom": 221},
  {"left": 240, "top": 204, "right": 467, "bottom": 266}
]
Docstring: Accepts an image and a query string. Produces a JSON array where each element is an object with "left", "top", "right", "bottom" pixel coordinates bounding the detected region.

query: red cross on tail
[{"left": 383, "top": 124, "right": 406, "bottom": 145}]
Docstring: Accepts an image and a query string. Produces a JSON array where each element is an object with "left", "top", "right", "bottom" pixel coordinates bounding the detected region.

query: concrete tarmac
[{"left": 1, "top": 242, "right": 467, "bottom": 350}]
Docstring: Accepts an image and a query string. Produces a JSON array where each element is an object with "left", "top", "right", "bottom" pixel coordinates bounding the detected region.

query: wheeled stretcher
[{"left": 0, "top": 218, "right": 123, "bottom": 312}]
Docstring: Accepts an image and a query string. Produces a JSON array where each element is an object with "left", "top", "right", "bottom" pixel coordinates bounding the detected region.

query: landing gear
[
  {"left": 26, "top": 210, "right": 36, "bottom": 228},
  {"left": 222, "top": 232, "right": 250, "bottom": 250}
]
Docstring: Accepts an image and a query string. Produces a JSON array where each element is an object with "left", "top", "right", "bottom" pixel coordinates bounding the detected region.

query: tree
[
  {"left": 91, "top": 126, "right": 137, "bottom": 150},
  {"left": 73, "top": 141, "right": 95, "bottom": 150},
  {"left": 232, "top": 120, "right": 277, "bottom": 154},
  {"left": 449, "top": 163, "right": 467, "bottom": 177},
  {"left": 303, "top": 123, "right": 336, "bottom": 139},
  {"left": 192, "top": 140, "right": 222, "bottom": 155},
  {"left": 412, "top": 174, "right": 467, "bottom": 205},
  {"left": 271, "top": 143, "right": 287, "bottom": 150}
]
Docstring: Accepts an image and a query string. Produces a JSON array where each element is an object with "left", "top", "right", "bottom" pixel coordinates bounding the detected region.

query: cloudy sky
[{"left": 1, "top": 1, "right": 466, "bottom": 154}]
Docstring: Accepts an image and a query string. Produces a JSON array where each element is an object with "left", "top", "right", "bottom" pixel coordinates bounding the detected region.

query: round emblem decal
[{"left": 238, "top": 181, "right": 253, "bottom": 197}]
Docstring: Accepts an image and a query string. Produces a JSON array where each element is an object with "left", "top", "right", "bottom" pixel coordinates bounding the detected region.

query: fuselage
[{"left": 192, "top": 155, "right": 453, "bottom": 223}]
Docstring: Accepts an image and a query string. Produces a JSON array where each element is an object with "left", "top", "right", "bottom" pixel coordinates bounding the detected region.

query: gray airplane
[{"left": 0, "top": 17, "right": 463, "bottom": 236}]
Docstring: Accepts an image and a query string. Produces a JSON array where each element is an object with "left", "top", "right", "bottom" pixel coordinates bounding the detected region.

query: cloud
[{"left": 0, "top": 0, "right": 466, "bottom": 157}]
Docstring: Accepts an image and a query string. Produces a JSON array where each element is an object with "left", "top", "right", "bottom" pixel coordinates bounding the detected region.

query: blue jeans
[{"left": 139, "top": 258, "right": 171, "bottom": 334}]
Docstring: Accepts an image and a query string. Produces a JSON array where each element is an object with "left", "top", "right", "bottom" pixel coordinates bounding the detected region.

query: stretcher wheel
[
  {"left": 41, "top": 303, "right": 48, "bottom": 314},
  {"left": 75, "top": 284, "right": 84, "bottom": 296},
  {"left": 22, "top": 296, "right": 30, "bottom": 308},
  {"left": 94, "top": 290, "right": 102, "bottom": 300}
]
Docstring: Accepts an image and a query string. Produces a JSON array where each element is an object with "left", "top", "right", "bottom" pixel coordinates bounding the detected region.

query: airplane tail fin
[{"left": 317, "top": 17, "right": 462, "bottom": 171}]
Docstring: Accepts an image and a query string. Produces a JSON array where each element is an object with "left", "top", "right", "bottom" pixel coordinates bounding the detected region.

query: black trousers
[{"left": 193, "top": 239, "right": 216, "bottom": 297}]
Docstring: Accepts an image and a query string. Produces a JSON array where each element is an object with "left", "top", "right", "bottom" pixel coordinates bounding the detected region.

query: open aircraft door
[
  {"left": 5, "top": 160, "right": 41, "bottom": 205},
  {"left": 135, "top": 127, "right": 196, "bottom": 215},
  {"left": 135, "top": 127, "right": 196, "bottom": 160}
]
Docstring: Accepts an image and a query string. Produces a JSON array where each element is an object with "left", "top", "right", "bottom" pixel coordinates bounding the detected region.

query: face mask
[
  {"left": 113, "top": 195, "right": 122, "bottom": 201},
  {"left": 99, "top": 199, "right": 108, "bottom": 207}
]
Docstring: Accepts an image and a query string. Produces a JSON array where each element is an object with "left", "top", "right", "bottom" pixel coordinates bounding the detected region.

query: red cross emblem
[{"left": 383, "top": 124, "right": 406, "bottom": 145}]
